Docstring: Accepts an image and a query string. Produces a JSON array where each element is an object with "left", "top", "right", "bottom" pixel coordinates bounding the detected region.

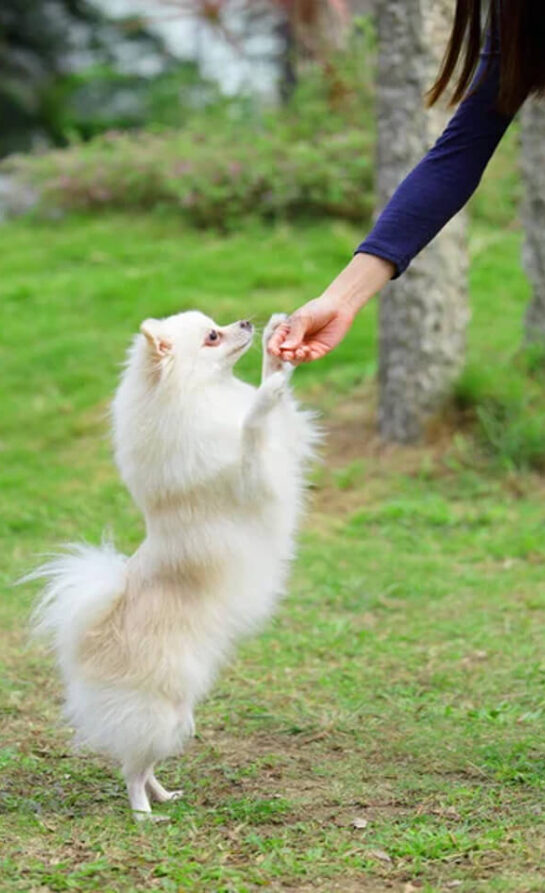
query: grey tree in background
[
  {"left": 521, "top": 99, "right": 545, "bottom": 344},
  {"left": 375, "top": 0, "right": 469, "bottom": 443}
]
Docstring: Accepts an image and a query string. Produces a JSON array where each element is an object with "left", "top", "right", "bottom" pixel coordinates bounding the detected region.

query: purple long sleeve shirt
[{"left": 356, "top": 33, "right": 524, "bottom": 277}]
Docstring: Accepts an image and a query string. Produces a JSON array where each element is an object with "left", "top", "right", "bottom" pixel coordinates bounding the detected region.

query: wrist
[{"left": 321, "top": 252, "right": 395, "bottom": 315}]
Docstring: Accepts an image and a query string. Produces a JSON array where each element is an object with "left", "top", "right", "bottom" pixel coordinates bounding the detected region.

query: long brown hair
[{"left": 427, "top": 0, "right": 545, "bottom": 115}]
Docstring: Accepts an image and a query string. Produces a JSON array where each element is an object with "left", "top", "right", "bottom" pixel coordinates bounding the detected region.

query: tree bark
[
  {"left": 521, "top": 98, "right": 545, "bottom": 343},
  {"left": 376, "top": 0, "right": 469, "bottom": 443}
]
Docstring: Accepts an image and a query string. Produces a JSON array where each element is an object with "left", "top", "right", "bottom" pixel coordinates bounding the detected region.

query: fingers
[
  {"left": 276, "top": 343, "right": 308, "bottom": 364},
  {"left": 286, "top": 343, "right": 328, "bottom": 363},
  {"left": 267, "top": 322, "right": 291, "bottom": 356},
  {"left": 268, "top": 314, "right": 311, "bottom": 363},
  {"left": 278, "top": 345, "right": 317, "bottom": 364},
  {"left": 267, "top": 325, "right": 305, "bottom": 363},
  {"left": 280, "top": 314, "right": 308, "bottom": 350},
  {"left": 271, "top": 339, "right": 326, "bottom": 364},
  {"left": 266, "top": 305, "right": 330, "bottom": 363}
]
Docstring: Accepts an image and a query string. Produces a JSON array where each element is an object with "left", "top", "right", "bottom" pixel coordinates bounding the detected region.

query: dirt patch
[{"left": 180, "top": 727, "right": 415, "bottom": 833}]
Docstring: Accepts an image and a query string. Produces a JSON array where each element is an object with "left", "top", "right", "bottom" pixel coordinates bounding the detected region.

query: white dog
[{"left": 29, "top": 311, "right": 315, "bottom": 820}]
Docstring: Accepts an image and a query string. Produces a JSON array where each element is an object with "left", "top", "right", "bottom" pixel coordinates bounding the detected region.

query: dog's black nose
[{"left": 239, "top": 320, "right": 253, "bottom": 331}]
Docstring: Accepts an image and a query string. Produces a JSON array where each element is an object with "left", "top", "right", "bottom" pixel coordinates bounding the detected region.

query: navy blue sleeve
[{"left": 356, "top": 37, "right": 521, "bottom": 277}]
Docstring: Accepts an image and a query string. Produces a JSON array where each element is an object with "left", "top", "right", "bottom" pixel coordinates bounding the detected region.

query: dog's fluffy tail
[{"left": 26, "top": 541, "right": 127, "bottom": 663}]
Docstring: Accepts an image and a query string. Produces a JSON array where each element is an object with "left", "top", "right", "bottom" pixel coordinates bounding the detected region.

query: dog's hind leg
[
  {"left": 147, "top": 770, "right": 184, "bottom": 803},
  {"left": 124, "top": 762, "right": 169, "bottom": 822},
  {"left": 143, "top": 711, "right": 192, "bottom": 807}
]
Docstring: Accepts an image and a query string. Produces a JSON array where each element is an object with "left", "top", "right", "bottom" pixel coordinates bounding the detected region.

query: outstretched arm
[
  {"left": 355, "top": 35, "right": 517, "bottom": 277},
  {"left": 270, "top": 35, "right": 525, "bottom": 363}
]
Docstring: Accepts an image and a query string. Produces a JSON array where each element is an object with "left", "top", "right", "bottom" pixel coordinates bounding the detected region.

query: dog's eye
[{"left": 204, "top": 329, "right": 221, "bottom": 347}]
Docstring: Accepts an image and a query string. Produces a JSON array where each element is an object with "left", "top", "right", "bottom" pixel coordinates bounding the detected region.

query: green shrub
[
  {"left": 454, "top": 357, "right": 545, "bottom": 471},
  {"left": 0, "top": 1, "right": 178, "bottom": 157},
  {"left": 4, "top": 126, "right": 374, "bottom": 228},
  {"left": 50, "top": 62, "right": 223, "bottom": 140}
]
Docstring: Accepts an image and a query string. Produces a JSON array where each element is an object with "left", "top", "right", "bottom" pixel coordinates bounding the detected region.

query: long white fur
[{"left": 29, "top": 310, "right": 316, "bottom": 820}]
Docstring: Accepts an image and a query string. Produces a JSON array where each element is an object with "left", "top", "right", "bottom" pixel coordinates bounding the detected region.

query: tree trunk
[
  {"left": 376, "top": 0, "right": 469, "bottom": 443},
  {"left": 277, "top": 18, "right": 298, "bottom": 103},
  {"left": 521, "top": 98, "right": 545, "bottom": 343}
]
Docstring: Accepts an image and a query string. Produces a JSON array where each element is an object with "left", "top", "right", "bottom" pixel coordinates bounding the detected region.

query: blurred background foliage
[
  {"left": 0, "top": 0, "right": 370, "bottom": 156},
  {"left": 0, "top": 0, "right": 194, "bottom": 156},
  {"left": 1, "top": 2, "right": 377, "bottom": 228}
]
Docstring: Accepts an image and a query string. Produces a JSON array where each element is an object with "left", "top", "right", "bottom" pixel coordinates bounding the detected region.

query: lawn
[{"left": 2, "top": 139, "right": 545, "bottom": 891}]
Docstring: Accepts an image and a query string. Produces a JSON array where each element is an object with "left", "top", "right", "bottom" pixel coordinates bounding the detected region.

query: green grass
[{"left": 2, "top": 136, "right": 545, "bottom": 890}]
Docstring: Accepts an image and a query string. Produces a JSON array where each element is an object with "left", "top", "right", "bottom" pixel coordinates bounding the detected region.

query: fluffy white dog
[{"left": 30, "top": 311, "right": 315, "bottom": 820}]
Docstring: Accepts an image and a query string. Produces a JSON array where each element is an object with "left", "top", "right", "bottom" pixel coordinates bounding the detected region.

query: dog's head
[{"left": 137, "top": 310, "right": 254, "bottom": 387}]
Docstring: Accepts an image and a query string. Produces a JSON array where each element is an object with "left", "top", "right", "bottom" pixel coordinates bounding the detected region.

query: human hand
[
  {"left": 267, "top": 295, "right": 355, "bottom": 363},
  {"left": 266, "top": 253, "right": 395, "bottom": 364}
]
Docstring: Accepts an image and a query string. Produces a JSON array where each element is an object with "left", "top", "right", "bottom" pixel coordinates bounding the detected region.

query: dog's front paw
[
  {"left": 262, "top": 313, "right": 288, "bottom": 350},
  {"left": 263, "top": 313, "right": 294, "bottom": 376}
]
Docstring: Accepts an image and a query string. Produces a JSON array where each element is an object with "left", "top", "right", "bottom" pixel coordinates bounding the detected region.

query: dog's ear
[{"left": 140, "top": 319, "right": 173, "bottom": 359}]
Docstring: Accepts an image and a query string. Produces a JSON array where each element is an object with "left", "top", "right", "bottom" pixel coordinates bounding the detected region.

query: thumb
[{"left": 280, "top": 314, "right": 308, "bottom": 350}]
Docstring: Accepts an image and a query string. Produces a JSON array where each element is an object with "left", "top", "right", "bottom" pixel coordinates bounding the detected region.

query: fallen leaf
[
  {"left": 431, "top": 805, "right": 461, "bottom": 820},
  {"left": 461, "top": 650, "right": 488, "bottom": 667},
  {"left": 366, "top": 848, "right": 392, "bottom": 864}
]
